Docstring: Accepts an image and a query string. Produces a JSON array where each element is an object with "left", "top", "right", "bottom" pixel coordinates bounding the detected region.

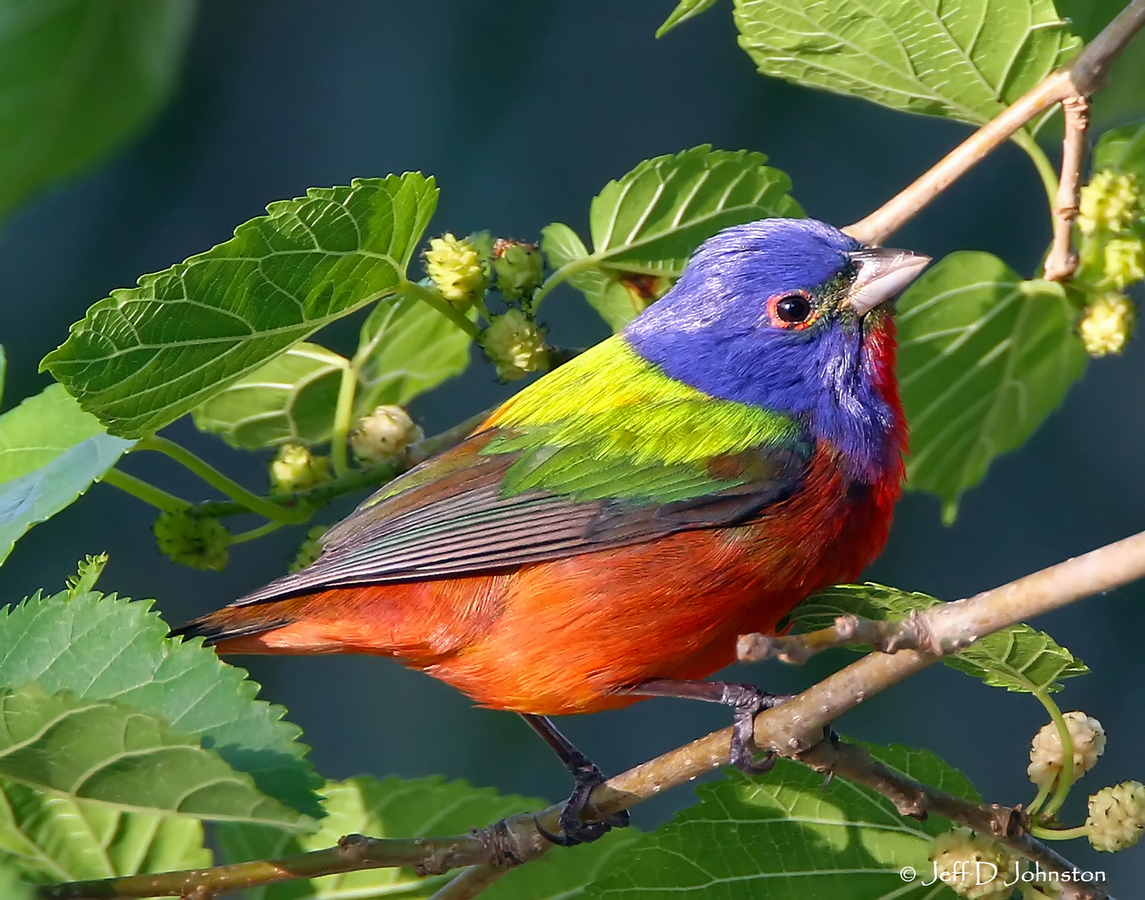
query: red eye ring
[{"left": 766, "top": 291, "right": 816, "bottom": 330}]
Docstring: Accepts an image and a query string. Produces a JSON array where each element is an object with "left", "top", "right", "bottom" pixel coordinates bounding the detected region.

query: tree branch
[
  {"left": 43, "top": 526, "right": 1145, "bottom": 900},
  {"left": 845, "top": 0, "right": 1145, "bottom": 246},
  {"left": 1044, "top": 95, "right": 1090, "bottom": 282}
]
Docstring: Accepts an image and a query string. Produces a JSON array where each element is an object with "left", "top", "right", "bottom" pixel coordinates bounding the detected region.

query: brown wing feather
[{"left": 228, "top": 431, "right": 809, "bottom": 608}]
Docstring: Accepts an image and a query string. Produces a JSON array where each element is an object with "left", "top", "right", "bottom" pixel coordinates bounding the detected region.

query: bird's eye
[{"left": 768, "top": 292, "right": 814, "bottom": 328}]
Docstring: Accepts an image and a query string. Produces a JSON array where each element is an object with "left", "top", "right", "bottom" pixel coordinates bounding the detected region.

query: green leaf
[
  {"left": 0, "top": 682, "right": 302, "bottom": 827},
  {"left": 192, "top": 343, "right": 348, "bottom": 449},
  {"left": 794, "top": 583, "right": 1089, "bottom": 693},
  {"left": 0, "top": 778, "right": 209, "bottom": 884},
  {"left": 191, "top": 293, "right": 473, "bottom": 449},
  {"left": 0, "top": 0, "right": 195, "bottom": 221},
  {"left": 1092, "top": 121, "right": 1145, "bottom": 179},
  {"left": 353, "top": 291, "right": 474, "bottom": 415},
  {"left": 0, "top": 385, "right": 134, "bottom": 564},
  {"left": 0, "top": 346, "right": 6, "bottom": 410},
  {"left": 657, "top": 0, "right": 719, "bottom": 37},
  {"left": 43, "top": 173, "right": 439, "bottom": 438},
  {"left": 586, "top": 745, "right": 974, "bottom": 900},
  {"left": 0, "top": 858, "right": 32, "bottom": 900},
  {"left": 0, "top": 589, "right": 322, "bottom": 821},
  {"left": 543, "top": 146, "right": 801, "bottom": 330},
  {"left": 219, "top": 775, "right": 639, "bottom": 900},
  {"left": 896, "top": 252, "right": 1086, "bottom": 521},
  {"left": 732, "top": 0, "right": 1079, "bottom": 129}
]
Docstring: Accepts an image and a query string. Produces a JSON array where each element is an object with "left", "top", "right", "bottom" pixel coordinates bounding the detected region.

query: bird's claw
[
  {"left": 726, "top": 685, "right": 792, "bottom": 775},
  {"left": 536, "top": 763, "right": 630, "bottom": 847}
]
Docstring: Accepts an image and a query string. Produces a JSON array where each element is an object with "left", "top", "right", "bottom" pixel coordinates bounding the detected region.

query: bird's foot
[
  {"left": 535, "top": 761, "right": 630, "bottom": 847},
  {"left": 722, "top": 683, "right": 790, "bottom": 775}
]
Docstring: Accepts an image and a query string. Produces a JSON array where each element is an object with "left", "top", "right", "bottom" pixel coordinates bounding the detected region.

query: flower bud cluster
[
  {"left": 1079, "top": 292, "right": 1136, "bottom": 357},
  {"left": 425, "top": 233, "right": 490, "bottom": 307},
  {"left": 1075, "top": 169, "right": 1142, "bottom": 357},
  {"left": 1078, "top": 170, "right": 1141, "bottom": 237}
]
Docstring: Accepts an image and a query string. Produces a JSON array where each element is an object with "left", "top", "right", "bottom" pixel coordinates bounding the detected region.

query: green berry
[
  {"left": 929, "top": 828, "right": 1017, "bottom": 899},
  {"left": 492, "top": 239, "right": 545, "bottom": 301},
  {"left": 424, "top": 232, "right": 489, "bottom": 307},
  {"left": 479, "top": 309, "right": 549, "bottom": 381},
  {"left": 1027, "top": 711, "right": 1106, "bottom": 790},
  {"left": 1088, "top": 781, "right": 1145, "bottom": 852},
  {"left": 290, "top": 525, "right": 329, "bottom": 573},
  {"left": 349, "top": 405, "right": 425, "bottom": 467},
  {"left": 154, "top": 510, "right": 230, "bottom": 572},
  {"left": 270, "top": 443, "right": 331, "bottom": 493}
]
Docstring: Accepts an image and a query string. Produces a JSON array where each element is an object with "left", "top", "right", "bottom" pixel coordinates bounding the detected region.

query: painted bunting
[{"left": 173, "top": 218, "right": 929, "bottom": 842}]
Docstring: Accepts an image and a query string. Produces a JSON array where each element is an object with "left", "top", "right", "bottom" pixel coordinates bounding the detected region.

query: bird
[{"left": 172, "top": 217, "right": 930, "bottom": 844}]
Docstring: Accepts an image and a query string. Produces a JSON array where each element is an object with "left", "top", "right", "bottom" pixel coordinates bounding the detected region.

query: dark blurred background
[{"left": 1, "top": 0, "right": 1142, "bottom": 884}]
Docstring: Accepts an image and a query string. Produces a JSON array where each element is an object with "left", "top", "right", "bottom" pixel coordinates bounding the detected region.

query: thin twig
[
  {"left": 737, "top": 610, "right": 944, "bottom": 664},
  {"left": 44, "top": 527, "right": 1145, "bottom": 900},
  {"left": 1044, "top": 95, "right": 1090, "bottom": 282},
  {"left": 844, "top": 71, "right": 1074, "bottom": 246},
  {"left": 845, "top": 0, "right": 1145, "bottom": 246}
]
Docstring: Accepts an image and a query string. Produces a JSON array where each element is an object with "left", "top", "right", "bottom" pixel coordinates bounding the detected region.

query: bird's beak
[{"left": 845, "top": 247, "right": 931, "bottom": 316}]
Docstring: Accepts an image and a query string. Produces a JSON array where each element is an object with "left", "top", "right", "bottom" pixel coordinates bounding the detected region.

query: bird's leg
[
  {"left": 520, "top": 713, "right": 630, "bottom": 846},
  {"left": 624, "top": 679, "right": 792, "bottom": 774}
]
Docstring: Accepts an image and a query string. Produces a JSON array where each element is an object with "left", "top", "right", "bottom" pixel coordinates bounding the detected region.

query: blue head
[{"left": 624, "top": 218, "right": 929, "bottom": 482}]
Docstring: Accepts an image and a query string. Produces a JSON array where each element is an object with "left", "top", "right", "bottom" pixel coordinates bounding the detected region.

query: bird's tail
[
  {"left": 168, "top": 603, "right": 294, "bottom": 651},
  {"left": 167, "top": 584, "right": 446, "bottom": 657}
]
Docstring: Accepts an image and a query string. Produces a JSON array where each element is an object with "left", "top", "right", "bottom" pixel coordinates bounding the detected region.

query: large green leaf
[
  {"left": 353, "top": 291, "right": 474, "bottom": 415},
  {"left": 732, "top": 0, "right": 1079, "bottom": 129},
  {"left": 0, "top": 778, "right": 209, "bottom": 884},
  {"left": 0, "top": 385, "right": 133, "bottom": 564},
  {"left": 794, "top": 583, "right": 1089, "bottom": 694},
  {"left": 42, "top": 173, "right": 439, "bottom": 438},
  {"left": 0, "top": 0, "right": 195, "bottom": 221},
  {"left": 543, "top": 146, "right": 801, "bottom": 330},
  {"left": 191, "top": 343, "right": 348, "bottom": 449},
  {"left": 586, "top": 745, "right": 972, "bottom": 900},
  {"left": 896, "top": 252, "right": 1086, "bottom": 521},
  {"left": 219, "top": 775, "right": 639, "bottom": 900},
  {"left": 0, "top": 588, "right": 322, "bottom": 821},
  {"left": 0, "top": 682, "right": 301, "bottom": 827},
  {"left": 1092, "top": 120, "right": 1145, "bottom": 178}
]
